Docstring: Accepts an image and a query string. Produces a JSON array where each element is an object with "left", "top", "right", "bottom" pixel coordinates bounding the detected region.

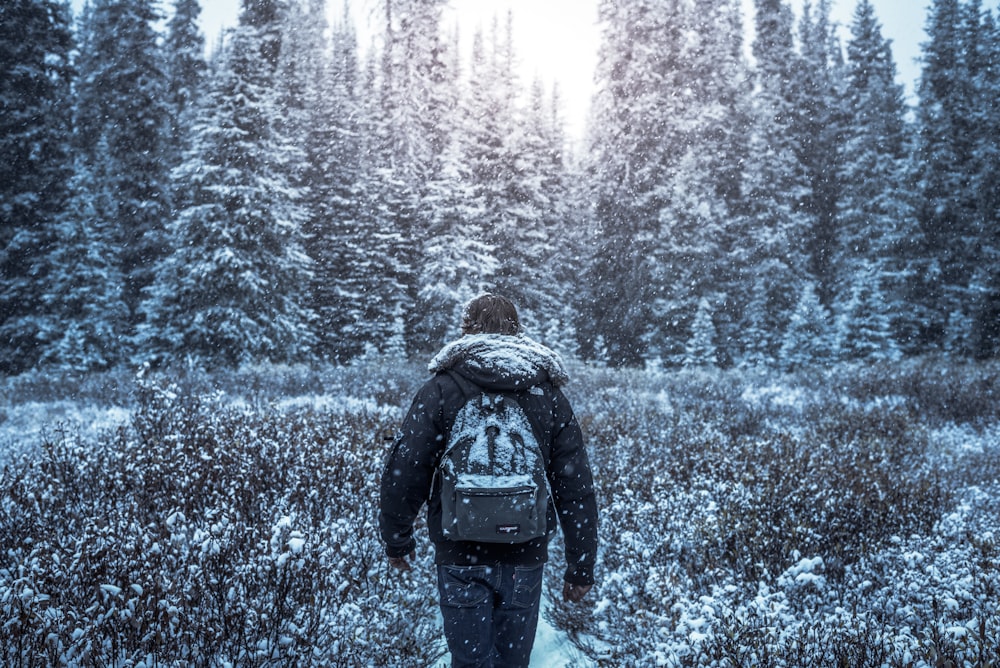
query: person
[{"left": 379, "top": 294, "right": 599, "bottom": 667}]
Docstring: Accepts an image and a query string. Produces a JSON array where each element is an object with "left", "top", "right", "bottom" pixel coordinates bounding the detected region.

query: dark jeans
[{"left": 436, "top": 563, "right": 544, "bottom": 668}]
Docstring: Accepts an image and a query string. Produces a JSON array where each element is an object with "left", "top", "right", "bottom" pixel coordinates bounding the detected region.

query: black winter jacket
[{"left": 378, "top": 334, "right": 599, "bottom": 585}]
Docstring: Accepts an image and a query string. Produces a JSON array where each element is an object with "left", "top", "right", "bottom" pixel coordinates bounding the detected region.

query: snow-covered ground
[
  {"left": 427, "top": 591, "right": 595, "bottom": 667},
  {"left": 2, "top": 361, "right": 998, "bottom": 665},
  {"left": 0, "top": 400, "right": 130, "bottom": 466}
]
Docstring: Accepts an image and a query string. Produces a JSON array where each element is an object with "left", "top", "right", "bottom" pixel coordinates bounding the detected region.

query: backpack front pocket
[{"left": 446, "top": 481, "right": 544, "bottom": 543}]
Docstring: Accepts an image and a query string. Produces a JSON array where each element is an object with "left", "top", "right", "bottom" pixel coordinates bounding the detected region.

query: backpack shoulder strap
[{"left": 430, "top": 370, "right": 477, "bottom": 499}]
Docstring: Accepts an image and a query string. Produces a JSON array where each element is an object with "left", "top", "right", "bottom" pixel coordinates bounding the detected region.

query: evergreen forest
[{"left": 2, "top": 0, "right": 999, "bottom": 373}]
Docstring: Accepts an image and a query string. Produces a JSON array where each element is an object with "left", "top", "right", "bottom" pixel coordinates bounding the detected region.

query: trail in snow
[{"left": 431, "top": 592, "right": 595, "bottom": 667}]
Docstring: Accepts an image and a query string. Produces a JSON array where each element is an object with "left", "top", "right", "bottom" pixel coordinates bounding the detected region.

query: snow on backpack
[{"left": 437, "top": 370, "right": 549, "bottom": 543}]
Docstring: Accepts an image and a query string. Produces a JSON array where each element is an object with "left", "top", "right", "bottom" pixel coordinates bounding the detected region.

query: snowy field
[{"left": 1, "top": 358, "right": 998, "bottom": 666}]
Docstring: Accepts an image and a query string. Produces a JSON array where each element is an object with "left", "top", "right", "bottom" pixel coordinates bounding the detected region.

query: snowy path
[{"left": 430, "top": 592, "right": 595, "bottom": 667}]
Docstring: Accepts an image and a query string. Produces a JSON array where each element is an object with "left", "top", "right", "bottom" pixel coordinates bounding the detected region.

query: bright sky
[{"left": 68, "top": 0, "right": 926, "bottom": 138}]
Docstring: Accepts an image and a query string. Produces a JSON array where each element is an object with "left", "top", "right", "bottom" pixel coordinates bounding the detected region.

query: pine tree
[
  {"left": 411, "top": 24, "right": 494, "bottom": 348},
  {"left": 477, "top": 16, "right": 534, "bottom": 310},
  {"left": 74, "top": 0, "right": 173, "bottom": 325},
  {"left": 649, "top": 153, "right": 732, "bottom": 365},
  {"left": 795, "top": 0, "right": 848, "bottom": 304},
  {"left": 684, "top": 298, "right": 718, "bottom": 367},
  {"left": 976, "top": 5, "right": 1000, "bottom": 356},
  {"left": 512, "top": 77, "right": 577, "bottom": 336},
  {"left": 913, "top": 0, "right": 982, "bottom": 354},
  {"left": 137, "top": 12, "right": 315, "bottom": 366},
  {"left": 836, "top": 0, "right": 916, "bottom": 354},
  {"left": 583, "top": 0, "right": 688, "bottom": 365},
  {"left": 272, "top": 0, "right": 318, "bottom": 175},
  {"left": 733, "top": 0, "right": 811, "bottom": 366},
  {"left": 0, "top": 0, "right": 74, "bottom": 373},
  {"left": 372, "top": 0, "right": 454, "bottom": 355},
  {"left": 39, "top": 145, "right": 130, "bottom": 371},
  {"left": 162, "top": 0, "right": 207, "bottom": 168},
  {"left": 349, "top": 46, "right": 415, "bottom": 357},
  {"left": 542, "top": 84, "right": 592, "bottom": 356},
  {"left": 964, "top": 1, "right": 1000, "bottom": 357},
  {"left": 417, "top": 163, "right": 498, "bottom": 347},
  {"left": 296, "top": 3, "right": 371, "bottom": 361},
  {"left": 779, "top": 282, "right": 836, "bottom": 369},
  {"left": 451, "top": 16, "right": 565, "bottom": 332},
  {"left": 378, "top": 0, "right": 451, "bottom": 186},
  {"left": 647, "top": 0, "right": 749, "bottom": 365},
  {"left": 836, "top": 268, "right": 901, "bottom": 361}
]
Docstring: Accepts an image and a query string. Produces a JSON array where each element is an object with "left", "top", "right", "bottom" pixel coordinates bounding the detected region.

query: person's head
[{"left": 461, "top": 294, "right": 522, "bottom": 336}]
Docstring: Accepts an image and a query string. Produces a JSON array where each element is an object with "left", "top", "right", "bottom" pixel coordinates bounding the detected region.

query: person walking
[{"left": 379, "top": 294, "right": 599, "bottom": 667}]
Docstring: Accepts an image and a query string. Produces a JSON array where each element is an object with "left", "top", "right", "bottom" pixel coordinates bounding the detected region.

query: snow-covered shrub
[
  {"left": 831, "top": 356, "right": 1000, "bottom": 428},
  {"left": 553, "top": 359, "right": 1000, "bottom": 666},
  {"left": 2, "top": 358, "right": 998, "bottom": 666},
  {"left": 0, "top": 372, "right": 442, "bottom": 666},
  {"left": 0, "top": 366, "right": 134, "bottom": 408}
]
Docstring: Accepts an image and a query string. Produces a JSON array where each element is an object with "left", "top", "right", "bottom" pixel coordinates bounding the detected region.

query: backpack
[{"left": 437, "top": 371, "right": 549, "bottom": 544}]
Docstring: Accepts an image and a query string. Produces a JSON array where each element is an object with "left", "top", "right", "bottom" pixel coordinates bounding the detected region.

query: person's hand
[
  {"left": 388, "top": 551, "right": 414, "bottom": 571},
  {"left": 562, "top": 581, "right": 592, "bottom": 603}
]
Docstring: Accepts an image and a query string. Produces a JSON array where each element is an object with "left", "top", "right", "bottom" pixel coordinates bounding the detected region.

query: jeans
[{"left": 437, "top": 563, "right": 544, "bottom": 668}]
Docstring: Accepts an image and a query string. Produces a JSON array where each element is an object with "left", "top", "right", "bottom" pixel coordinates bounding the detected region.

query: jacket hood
[{"left": 428, "top": 334, "right": 569, "bottom": 391}]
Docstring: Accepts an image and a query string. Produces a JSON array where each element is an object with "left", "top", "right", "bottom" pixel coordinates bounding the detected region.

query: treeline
[{"left": 1, "top": 0, "right": 998, "bottom": 373}]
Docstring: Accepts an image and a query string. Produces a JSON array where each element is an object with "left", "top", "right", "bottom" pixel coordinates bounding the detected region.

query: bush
[
  {"left": 1, "top": 358, "right": 998, "bottom": 666},
  {"left": 555, "top": 359, "right": 1000, "bottom": 667},
  {"left": 0, "top": 371, "right": 442, "bottom": 666}
]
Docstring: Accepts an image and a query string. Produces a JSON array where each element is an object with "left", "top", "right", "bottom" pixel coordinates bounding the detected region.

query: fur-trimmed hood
[{"left": 428, "top": 334, "right": 569, "bottom": 390}]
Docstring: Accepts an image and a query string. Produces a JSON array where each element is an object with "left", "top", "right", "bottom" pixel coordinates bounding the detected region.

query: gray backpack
[{"left": 438, "top": 371, "right": 549, "bottom": 543}]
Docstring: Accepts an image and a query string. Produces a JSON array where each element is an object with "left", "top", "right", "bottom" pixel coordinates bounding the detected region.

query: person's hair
[{"left": 461, "top": 294, "right": 521, "bottom": 336}]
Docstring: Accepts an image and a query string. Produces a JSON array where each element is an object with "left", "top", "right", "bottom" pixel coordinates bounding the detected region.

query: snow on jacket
[{"left": 378, "top": 334, "right": 599, "bottom": 585}]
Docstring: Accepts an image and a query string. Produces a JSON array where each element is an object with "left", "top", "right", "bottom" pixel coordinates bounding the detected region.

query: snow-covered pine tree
[
  {"left": 649, "top": 154, "right": 732, "bottom": 365},
  {"left": 683, "top": 298, "right": 718, "bottom": 367},
  {"left": 583, "top": 0, "right": 688, "bottom": 366},
  {"left": 160, "top": 0, "right": 207, "bottom": 267},
  {"left": 976, "top": 5, "right": 1000, "bottom": 356},
  {"left": 271, "top": 0, "right": 334, "bottom": 358},
  {"left": 454, "top": 15, "right": 566, "bottom": 333},
  {"left": 779, "top": 282, "right": 836, "bottom": 370},
  {"left": 512, "top": 76, "right": 577, "bottom": 339},
  {"left": 962, "top": 0, "right": 1000, "bottom": 357},
  {"left": 409, "top": 25, "right": 494, "bottom": 347},
  {"left": 541, "top": 83, "right": 594, "bottom": 356},
  {"left": 162, "top": 0, "right": 207, "bottom": 171},
  {"left": 687, "top": 0, "right": 750, "bottom": 212},
  {"left": 0, "top": 0, "right": 75, "bottom": 373},
  {"left": 137, "top": 6, "right": 315, "bottom": 367},
  {"left": 647, "top": 0, "right": 749, "bottom": 365},
  {"left": 74, "top": 0, "right": 173, "bottom": 325},
  {"left": 366, "top": 0, "right": 452, "bottom": 355},
  {"left": 379, "top": 0, "right": 450, "bottom": 187},
  {"left": 417, "top": 162, "right": 498, "bottom": 347},
  {"left": 795, "top": 0, "right": 848, "bottom": 305},
  {"left": 732, "top": 0, "right": 811, "bottom": 366},
  {"left": 836, "top": 0, "right": 916, "bottom": 355},
  {"left": 39, "top": 145, "right": 130, "bottom": 371},
  {"left": 293, "top": 2, "right": 371, "bottom": 361},
  {"left": 836, "top": 268, "right": 901, "bottom": 361},
  {"left": 912, "top": 0, "right": 992, "bottom": 355},
  {"left": 272, "top": 0, "right": 319, "bottom": 176},
  {"left": 345, "top": 48, "right": 414, "bottom": 358},
  {"left": 487, "top": 15, "right": 533, "bottom": 301}
]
